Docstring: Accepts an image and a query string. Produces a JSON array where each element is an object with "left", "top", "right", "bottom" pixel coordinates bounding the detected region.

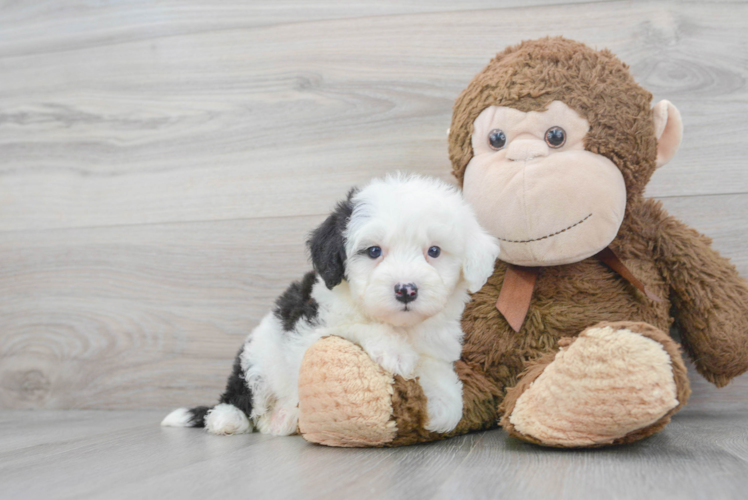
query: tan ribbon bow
[{"left": 496, "top": 246, "right": 662, "bottom": 333}]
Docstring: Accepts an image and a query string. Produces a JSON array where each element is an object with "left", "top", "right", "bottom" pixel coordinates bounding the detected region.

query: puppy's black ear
[{"left": 307, "top": 189, "right": 357, "bottom": 289}]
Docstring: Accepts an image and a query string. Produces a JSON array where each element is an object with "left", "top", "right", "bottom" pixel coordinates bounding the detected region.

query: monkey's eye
[
  {"left": 545, "top": 127, "right": 566, "bottom": 148},
  {"left": 427, "top": 246, "right": 441, "bottom": 258},
  {"left": 366, "top": 246, "right": 382, "bottom": 259},
  {"left": 488, "top": 129, "right": 507, "bottom": 150}
]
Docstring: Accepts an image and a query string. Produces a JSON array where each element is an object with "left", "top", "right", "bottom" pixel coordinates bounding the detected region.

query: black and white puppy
[{"left": 162, "top": 174, "right": 500, "bottom": 435}]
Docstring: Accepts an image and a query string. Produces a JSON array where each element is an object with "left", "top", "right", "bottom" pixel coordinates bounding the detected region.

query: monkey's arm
[{"left": 653, "top": 209, "right": 748, "bottom": 387}]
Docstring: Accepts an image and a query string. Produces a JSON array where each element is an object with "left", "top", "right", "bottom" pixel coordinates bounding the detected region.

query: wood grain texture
[
  {"left": 1, "top": 0, "right": 748, "bottom": 415},
  {"left": 0, "top": 216, "right": 319, "bottom": 409},
  {"left": 1, "top": 194, "right": 747, "bottom": 410},
  {"left": 0, "top": 1, "right": 746, "bottom": 231},
  {"left": 0, "top": 0, "right": 623, "bottom": 59},
  {"left": 1, "top": 403, "right": 747, "bottom": 500}
]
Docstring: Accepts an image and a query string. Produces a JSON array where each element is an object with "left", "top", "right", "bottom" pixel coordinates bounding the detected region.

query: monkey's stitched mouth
[{"left": 497, "top": 213, "right": 593, "bottom": 244}]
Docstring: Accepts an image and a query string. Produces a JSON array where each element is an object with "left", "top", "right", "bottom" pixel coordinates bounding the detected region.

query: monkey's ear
[
  {"left": 653, "top": 100, "right": 683, "bottom": 168},
  {"left": 307, "top": 190, "right": 356, "bottom": 290}
]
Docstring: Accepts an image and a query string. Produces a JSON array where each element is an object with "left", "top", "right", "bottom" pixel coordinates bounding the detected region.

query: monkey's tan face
[{"left": 463, "top": 101, "right": 626, "bottom": 267}]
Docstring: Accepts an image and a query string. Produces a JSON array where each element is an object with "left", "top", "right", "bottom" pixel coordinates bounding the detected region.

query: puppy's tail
[
  {"left": 162, "top": 403, "right": 252, "bottom": 434},
  {"left": 162, "top": 348, "right": 254, "bottom": 434},
  {"left": 161, "top": 406, "right": 211, "bottom": 428}
]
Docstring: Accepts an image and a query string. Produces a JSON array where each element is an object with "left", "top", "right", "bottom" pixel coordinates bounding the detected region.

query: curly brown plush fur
[
  {"left": 298, "top": 37, "right": 748, "bottom": 448},
  {"left": 384, "top": 37, "right": 748, "bottom": 446},
  {"left": 449, "top": 37, "right": 657, "bottom": 203}
]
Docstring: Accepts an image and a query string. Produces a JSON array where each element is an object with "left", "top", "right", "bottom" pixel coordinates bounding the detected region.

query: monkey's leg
[
  {"left": 500, "top": 321, "right": 691, "bottom": 447},
  {"left": 297, "top": 336, "right": 502, "bottom": 447}
]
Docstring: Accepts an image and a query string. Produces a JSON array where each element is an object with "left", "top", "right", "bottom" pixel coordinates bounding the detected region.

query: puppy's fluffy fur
[{"left": 162, "top": 174, "right": 500, "bottom": 436}]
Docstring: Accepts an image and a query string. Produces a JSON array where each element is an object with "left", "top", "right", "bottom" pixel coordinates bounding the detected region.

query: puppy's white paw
[
  {"left": 254, "top": 412, "right": 272, "bottom": 435},
  {"left": 425, "top": 395, "right": 463, "bottom": 433},
  {"left": 205, "top": 403, "right": 252, "bottom": 435},
  {"left": 366, "top": 344, "right": 418, "bottom": 378},
  {"left": 269, "top": 406, "right": 299, "bottom": 436}
]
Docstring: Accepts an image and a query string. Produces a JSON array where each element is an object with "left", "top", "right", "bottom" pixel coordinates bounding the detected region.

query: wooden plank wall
[{"left": 1, "top": 0, "right": 747, "bottom": 410}]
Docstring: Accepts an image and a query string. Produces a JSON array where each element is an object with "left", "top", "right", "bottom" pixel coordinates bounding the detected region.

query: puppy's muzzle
[{"left": 394, "top": 283, "right": 418, "bottom": 304}]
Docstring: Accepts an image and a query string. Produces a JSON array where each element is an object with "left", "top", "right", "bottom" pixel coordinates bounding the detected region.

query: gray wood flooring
[
  {"left": 2, "top": 0, "right": 748, "bottom": 413},
  {"left": 2, "top": 394, "right": 747, "bottom": 500},
  {"left": 1, "top": 1, "right": 748, "bottom": 498}
]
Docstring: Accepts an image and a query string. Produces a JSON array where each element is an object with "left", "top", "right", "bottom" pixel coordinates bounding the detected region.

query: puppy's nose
[{"left": 394, "top": 283, "right": 418, "bottom": 304}]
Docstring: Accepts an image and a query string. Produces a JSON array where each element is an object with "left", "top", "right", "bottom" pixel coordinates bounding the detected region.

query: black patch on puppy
[
  {"left": 217, "top": 348, "right": 254, "bottom": 417},
  {"left": 186, "top": 406, "right": 210, "bottom": 427},
  {"left": 273, "top": 271, "right": 320, "bottom": 331},
  {"left": 181, "top": 348, "right": 253, "bottom": 427},
  {"left": 308, "top": 189, "right": 357, "bottom": 289}
]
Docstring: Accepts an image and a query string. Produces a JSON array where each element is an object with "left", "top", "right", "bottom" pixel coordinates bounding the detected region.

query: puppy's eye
[
  {"left": 487, "top": 129, "right": 507, "bottom": 150},
  {"left": 427, "top": 246, "right": 441, "bottom": 258},
  {"left": 366, "top": 246, "right": 382, "bottom": 259},
  {"left": 545, "top": 126, "right": 566, "bottom": 148}
]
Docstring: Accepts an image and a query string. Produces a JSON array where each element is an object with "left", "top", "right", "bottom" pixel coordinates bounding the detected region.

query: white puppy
[{"left": 162, "top": 174, "right": 500, "bottom": 436}]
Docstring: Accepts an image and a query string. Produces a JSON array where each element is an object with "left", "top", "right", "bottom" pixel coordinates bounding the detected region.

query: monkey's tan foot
[
  {"left": 500, "top": 321, "right": 691, "bottom": 447},
  {"left": 298, "top": 336, "right": 398, "bottom": 447},
  {"left": 298, "top": 336, "right": 436, "bottom": 447}
]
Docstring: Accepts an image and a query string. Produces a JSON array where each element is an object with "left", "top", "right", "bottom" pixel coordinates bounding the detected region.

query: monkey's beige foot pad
[
  {"left": 502, "top": 323, "right": 685, "bottom": 447},
  {"left": 298, "top": 336, "right": 397, "bottom": 447}
]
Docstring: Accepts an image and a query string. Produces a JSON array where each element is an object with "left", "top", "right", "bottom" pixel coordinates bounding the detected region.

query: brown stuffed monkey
[{"left": 296, "top": 37, "right": 748, "bottom": 448}]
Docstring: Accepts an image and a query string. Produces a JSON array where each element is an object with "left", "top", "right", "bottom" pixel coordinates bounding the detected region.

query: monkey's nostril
[
  {"left": 506, "top": 139, "right": 549, "bottom": 162},
  {"left": 394, "top": 283, "right": 418, "bottom": 304}
]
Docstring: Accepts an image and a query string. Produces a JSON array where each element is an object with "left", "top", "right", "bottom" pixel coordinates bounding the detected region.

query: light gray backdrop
[{"left": 1, "top": 0, "right": 747, "bottom": 411}]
